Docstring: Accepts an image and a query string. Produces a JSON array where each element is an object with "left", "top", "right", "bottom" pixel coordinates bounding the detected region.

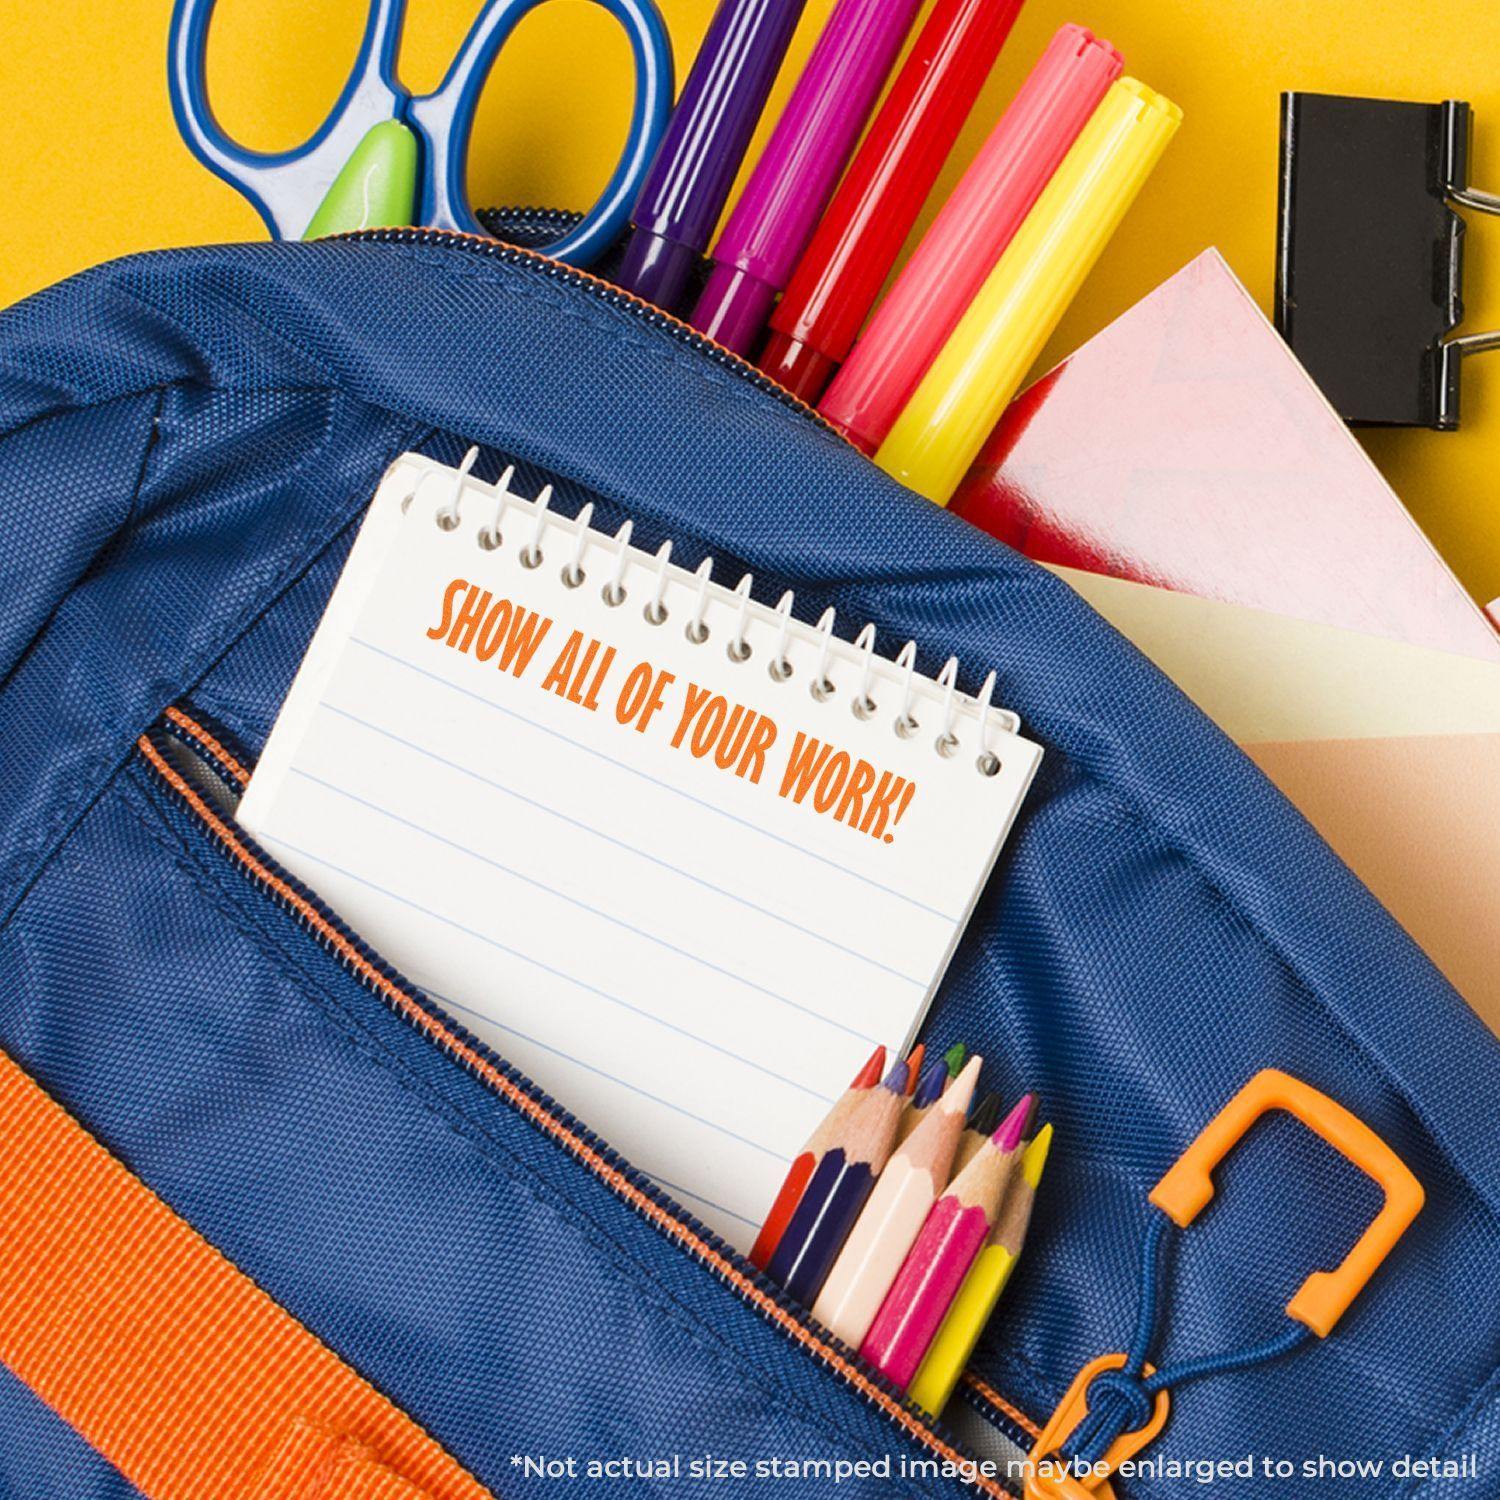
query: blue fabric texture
[
  {"left": 0, "top": 235, "right": 1495, "bottom": 1498},
  {"left": 0, "top": 1368, "right": 142, "bottom": 1500}
]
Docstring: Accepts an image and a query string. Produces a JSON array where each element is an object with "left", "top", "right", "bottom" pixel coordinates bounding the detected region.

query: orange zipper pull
[
  {"left": 1024, "top": 1070, "right": 1423, "bottom": 1496},
  {"left": 1024, "top": 1354, "right": 1169, "bottom": 1500},
  {"left": 1150, "top": 1068, "right": 1424, "bottom": 1336}
]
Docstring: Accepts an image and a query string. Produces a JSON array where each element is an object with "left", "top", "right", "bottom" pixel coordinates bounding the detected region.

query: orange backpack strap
[
  {"left": 0, "top": 1047, "right": 493, "bottom": 1500},
  {"left": 251, "top": 1419, "right": 446, "bottom": 1500}
]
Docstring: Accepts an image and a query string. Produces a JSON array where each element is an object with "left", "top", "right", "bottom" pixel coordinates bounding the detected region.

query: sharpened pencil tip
[
  {"left": 1021, "top": 1122, "right": 1053, "bottom": 1186},
  {"left": 883, "top": 1058, "right": 911, "bottom": 1095},
  {"left": 850, "top": 1045, "right": 887, "bottom": 1090},
  {"left": 902, "top": 1044, "right": 925, "bottom": 1095},
  {"left": 940, "top": 1055, "right": 983, "bottom": 1115},
  {"left": 967, "top": 1090, "right": 1001, "bottom": 1137},
  {"left": 942, "top": 1042, "right": 967, "bottom": 1077},
  {"left": 994, "top": 1093, "right": 1034, "bottom": 1152},
  {"left": 912, "top": 1059, "right": 948, "bottom": 1108}
]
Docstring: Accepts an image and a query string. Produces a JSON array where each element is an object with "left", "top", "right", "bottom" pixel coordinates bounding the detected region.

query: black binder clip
[{"left": 1276, "top": 92, "right": 1500, "bottom": 429}]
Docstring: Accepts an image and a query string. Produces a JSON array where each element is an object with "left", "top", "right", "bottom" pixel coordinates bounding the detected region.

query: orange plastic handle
[
  {"left": 1025, "top": 1354, "right": 1170, "bottom": 1500},
  {"left": 1150, "top": 1069, "right": 1424, "bottom": 1336}
]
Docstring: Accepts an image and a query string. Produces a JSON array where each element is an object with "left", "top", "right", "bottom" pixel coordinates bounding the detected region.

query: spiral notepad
[{"left": 241, "top": 452, "right": 1042, "bottom": 1247}]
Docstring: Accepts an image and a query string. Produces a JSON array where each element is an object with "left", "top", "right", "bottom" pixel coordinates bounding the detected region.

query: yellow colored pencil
[
  {"left": 875, "top": 79, "right": 1181, "bottom": 505},
  {"left": 907, "top": 1122, "right": 1053, "bottom": 1417}
]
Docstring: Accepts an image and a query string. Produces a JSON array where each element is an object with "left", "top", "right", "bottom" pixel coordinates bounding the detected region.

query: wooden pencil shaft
[
  {"left": 945, "top": 1138, "right": 1018, "bottom": 1210},
  {"left": 847, "top": 1085, "right": 909, "bottom": 1173},
  {"left": 950, "top": 1128, "right": 987, "bottom": 1175},
  {"left": 810, "top": 1064, "right": 977, "bottom": 1347},
  {"left": 990, "top": 1175, "right": 1036, "bottom": 1256}
]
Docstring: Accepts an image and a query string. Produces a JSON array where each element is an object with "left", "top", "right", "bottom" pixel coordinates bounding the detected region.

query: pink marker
[
  {"left": 859, "top": 1094, "right": 1033, "bottom": 1387},
  {"left": 819, "top": 25, "right": 1122, "bottom": 453}
]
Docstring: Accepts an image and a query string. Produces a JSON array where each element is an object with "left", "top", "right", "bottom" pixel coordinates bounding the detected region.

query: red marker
[
  {"left": 759, "top": 0, "right": 1026, "bottom": 403},
  {"left": 820, "top": 23, "right": 1123, "bottom": 452}
]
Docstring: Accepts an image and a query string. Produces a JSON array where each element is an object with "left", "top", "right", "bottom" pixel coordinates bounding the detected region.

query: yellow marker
[
  {"left": 908, "top": 1123, "right": 1053, "bottom": 1418},
  {"left": 875, "top": 80, "right": 1182, "bottom": 505}
]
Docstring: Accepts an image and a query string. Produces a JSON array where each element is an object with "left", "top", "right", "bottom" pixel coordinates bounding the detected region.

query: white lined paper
[{"left": 240, "top": 455, "right": 1041, "bottom": 1246}]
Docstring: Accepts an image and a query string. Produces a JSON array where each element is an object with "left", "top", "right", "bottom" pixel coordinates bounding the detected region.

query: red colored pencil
[{"left": 749, "top": 1045, "right": 885, "bottom": 1268}]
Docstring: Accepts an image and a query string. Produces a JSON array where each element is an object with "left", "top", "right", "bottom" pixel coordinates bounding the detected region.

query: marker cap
[
  {"left": 693, "top": 264, "right": 780, "bottom": 355},
  {"left": 759, "top": 330, "right": 839, "bottom": 402},
  {"left": 819, "top": 23, "right": 1124, "bottom": 453},
  {"left": 874, "top": 75, "right": 1181, "bottom": 504},
  {"left": 617, "top": 229, "right": 702, "bottom": 314}
]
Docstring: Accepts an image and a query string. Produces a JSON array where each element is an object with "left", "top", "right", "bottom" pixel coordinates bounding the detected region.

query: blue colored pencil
[
  {"left": 766, "top": 1057, "right": 909, "bottom": 1305},
  {"left": 895, "top": 1057, "right": 951, "bottom": 1145}
]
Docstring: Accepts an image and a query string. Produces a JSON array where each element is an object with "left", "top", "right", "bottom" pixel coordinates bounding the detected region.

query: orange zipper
[{"left": 146, "top": 708, "right": 1042, "bottom": 1493}]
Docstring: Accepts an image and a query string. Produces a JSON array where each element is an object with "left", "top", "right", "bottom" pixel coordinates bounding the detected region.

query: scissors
[{"left": 168, "top": 0, "right": 674, "bottom": 267}]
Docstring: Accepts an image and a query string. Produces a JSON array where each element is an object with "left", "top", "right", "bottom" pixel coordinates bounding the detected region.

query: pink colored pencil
[
  {"left": 859, "top": 1093, "right": 1033, "bottom": 1386},
  {"left": 812, "top": 1056, "right": 982, "bottom": 1350}
]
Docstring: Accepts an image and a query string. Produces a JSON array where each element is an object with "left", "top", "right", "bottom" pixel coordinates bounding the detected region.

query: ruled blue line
[
  {"left": 643, "top": 1179, "right": 762, "bottom": 1233},
  {"left": 258, "top": 833, "right": 836, "bottom": 1107},
  {"left": 318, "top": 702, "right": 926, "bottom": 988},
  {"left": 292, "top": 765, "right": 883, "bottom": 1045},
  {"left": 348, "top": 637, "right": 953, "bottom": 923},
  {"left": 420, "top": 984, "right": 784, "bottom": 1172}
]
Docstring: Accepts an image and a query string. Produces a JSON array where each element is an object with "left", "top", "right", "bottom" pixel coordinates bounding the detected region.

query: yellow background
[{"left": 4, "top": 0, "right": 1499, "bottom": 607}]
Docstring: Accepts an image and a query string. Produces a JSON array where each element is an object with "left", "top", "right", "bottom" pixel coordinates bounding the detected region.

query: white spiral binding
[{"left": 412, "top": 451, "right": 1023, "bottom": 775}]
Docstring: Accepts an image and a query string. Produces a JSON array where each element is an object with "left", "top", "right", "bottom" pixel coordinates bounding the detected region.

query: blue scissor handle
[
  {"left": 168, "top": 0, "right": 407, "bottom": 241},
  {"left": 169, "top": 0, "right": 673, "bottom": 266},
  {"left": 408, "top": 0, "right": 673, "bottom": 265}
]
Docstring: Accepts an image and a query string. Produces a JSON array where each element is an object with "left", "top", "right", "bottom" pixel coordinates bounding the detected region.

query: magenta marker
[{"left": 689, "top": 0, "right": 926, "bottom": 354}]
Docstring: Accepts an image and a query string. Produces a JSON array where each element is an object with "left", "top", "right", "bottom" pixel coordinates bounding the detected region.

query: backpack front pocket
[{"left": 104, "top": 704, "right": 1044, "bottom": 1497}]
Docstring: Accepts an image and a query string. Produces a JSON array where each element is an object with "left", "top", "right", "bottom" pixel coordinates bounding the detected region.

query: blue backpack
[{"left": 1, "top": 231, "right": 1495, "bottom": 1498}]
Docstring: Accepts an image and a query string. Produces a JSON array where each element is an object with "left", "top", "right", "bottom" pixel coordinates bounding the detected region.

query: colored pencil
[
  {"left": 943, "top": 1042, "right": 967, "bottom": 1078},
  {"left": 895, "top": 1057, "right": 950, "bottom": 1145},
  {"left": 951, "top": 1089, "right": 1001, "bottom": 1175},
  {"left": 813, "top": 1056, "right": 981, "bottom": 1349},
  {"left": 909, "top": 1122, "right": 1053, "bottom": 1416},
  {"left": 765, "top": 1058, "right": 910, "bottom": 1305},
  {"left": 859, "top": 1093, "right": 1033, "bottom": 1386},
  {"left": 749, "top": 1044, "right": 886, "bottom": 1269},
  {"left": 903, "top": 1043, "right": 926, "bottom": 1096}
]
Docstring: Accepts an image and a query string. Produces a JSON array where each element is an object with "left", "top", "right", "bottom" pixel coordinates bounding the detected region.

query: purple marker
[
  {"left": 618, "top": 0, "right": 809, "bottom": 312},
  {"left": 689, "top": 0, "right": 925, "bottom": 354}
]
